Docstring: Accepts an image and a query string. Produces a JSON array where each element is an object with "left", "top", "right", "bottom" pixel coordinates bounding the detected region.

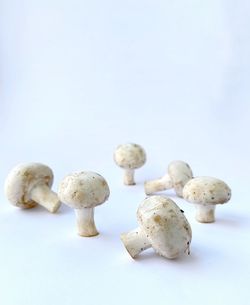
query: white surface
[{"left": 0, "top": 1, "right": 250, "bottom": 304}]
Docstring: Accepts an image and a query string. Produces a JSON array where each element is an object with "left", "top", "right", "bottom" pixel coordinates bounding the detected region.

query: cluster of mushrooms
[{"left": 4, "top": 143, "right": 231, "bottom": 260}]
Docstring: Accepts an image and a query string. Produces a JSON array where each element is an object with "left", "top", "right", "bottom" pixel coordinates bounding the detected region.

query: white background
[{"left": 0, "top": 1, "right": 250, "bottom": 304}]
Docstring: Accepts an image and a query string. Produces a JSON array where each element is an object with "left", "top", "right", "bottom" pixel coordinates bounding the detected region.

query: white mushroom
[
  {"left": 4, "top": 162, "right": 61, "bottom": 213},
  {"left": 120, "top": 195, "right": 192, "bottom": 259},
  {"left": 114, "top": 143, "right": 146, "bottom": 185},
  {"left": 144, "top": 160, "right": 193, "bottom": 197},
  {"left": 58, "top": 171, "right": 110, "bottom": 237},
  {"left": 183, "top": 176, "right": 231, "bottom": 223}
]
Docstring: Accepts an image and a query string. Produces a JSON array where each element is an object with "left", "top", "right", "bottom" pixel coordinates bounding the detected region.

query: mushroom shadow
[
  {"left": 135, "top": 248, "right": 200, "bottom": 264},
  {"left": 215, "top": 215, "right": 248, "bottom": 228},
  {"left": 17, "top": 203, "right": 71, "bottom": 216}
]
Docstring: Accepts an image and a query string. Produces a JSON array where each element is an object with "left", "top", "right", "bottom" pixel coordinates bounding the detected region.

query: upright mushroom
[
  {"left": 114, "top": 143, "right": 146, "bottom": 185},
  {"left": 4, "top": 162, "right": 61, "bottom": 213},
  {"left": 144, "top": 160, "right": 193, "bottom": 197},
  {"left": 58, "top": 171, "right": 110, "bottom": 237},
  {"left": 120, "top": 195, "right": 192, "bottom": 259},
  {"left": 183, "top": 176, "right": 231, "bottom": 223}
]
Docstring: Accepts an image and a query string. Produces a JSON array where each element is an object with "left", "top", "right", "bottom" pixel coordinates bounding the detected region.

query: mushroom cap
[
  {"left": 58, "top": 171, "right": 110, "bottom": 209},
  {"left": 183, "top": 176, "right": 231, "bottom": 205},
  {"left": 168, "top": 160, "right": 193, "bottom": 197},
  {"left": 4, "top": 162, "right": 54, "bottom": 209},
  {"left": 137, "top": 195, "right": 192, "bottom": 259},
  {"left": 114, "top": 143, "right": 146, "bottom": 170}
]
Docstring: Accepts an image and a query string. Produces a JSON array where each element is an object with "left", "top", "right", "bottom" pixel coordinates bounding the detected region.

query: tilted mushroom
[
  {"left": 120, "top": 195, "right": 192, "bottom": 259},
  {"left": 144, "top": 160, "right": 193, "bottom": 197},
  {"left": 114, "top": 143, "right": 146, "bottom": 185},
  {"left": 58, "top": 171, "right": 110, "bottom": 237},
  {"left": 183, "top": 176, "right": 231, "bottom": 223},
  {"left": 4, "top": 162, "right": 61, "bottom": 213}
]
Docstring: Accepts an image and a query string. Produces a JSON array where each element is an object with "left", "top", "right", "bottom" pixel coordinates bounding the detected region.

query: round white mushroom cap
[
  {"left": 114, "top": 143, "right": 146, "bottom": 169},
  {"left": 4, "top": 163, "right": 54, "bottom": 209},
  {"left": 137, "top": 195, "right": 192, "bottom": 259},
  {"left": 168, "top": 160, "right": 193, "bottom": 197},
  {"left": 58, "top": 171, "right": 110, "bottom": 209},
  {"left": 183, "top": 176, "right": 231, "bottom": 205}
]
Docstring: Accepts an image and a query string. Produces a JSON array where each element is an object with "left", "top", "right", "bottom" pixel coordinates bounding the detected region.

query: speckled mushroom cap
[
  {"left": 114, "top": 143, "right": 146, "bottom": 169},
  {"left": 4, "top": 162, "right": 54, "bottom": 209},
  {"left": 183, "top": 176, "right": 231, "bottom": 205},
  {"left": 58, "top": 171, "right": 110, "bottom": 209},
  {"left": 137, "top": 195, "right": 192, "bottom": 258},
  {"left": 168, "top": 161, "right": 193, "bottom": 197}
]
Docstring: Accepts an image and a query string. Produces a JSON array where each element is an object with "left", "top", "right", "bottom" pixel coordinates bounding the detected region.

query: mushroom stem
[
  {"left": 120, "top": 227, "right": 151, "bottom": 258},
  {"left": 75, "top": 208, "right": 99, "bottom": 237},
  {"left": 123, "top": 169, "right": 135, "bottom": 185},
  {"left": 144, "top": 174, "right": 172, "bottom": 195},
  {"left": 194, "top": 204, "right": 216, "bottom": 223},
  {"left": 30, "top": 184, "right": 61, "bottom": 213}
]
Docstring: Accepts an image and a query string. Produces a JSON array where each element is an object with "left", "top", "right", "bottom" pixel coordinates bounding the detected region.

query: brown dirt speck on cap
[{"left": 153, "top": 215, "right": 162, "bottom": 224}]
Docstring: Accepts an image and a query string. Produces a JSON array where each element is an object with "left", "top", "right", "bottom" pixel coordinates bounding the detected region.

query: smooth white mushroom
[
  {"left": 120, "top": 195, "right": 192, "bottom": 259},
  {"left": 58, "top": 171, "right": 110, "bottom": 237},
  {"left": 4, "top": 162, "right": 61, "bottom": 213},
  {"left": 183, "top": 176, "right": 231, "bottom": 223},
  {"left": 144, "top": 160, "right": 193, "bottom": 197},
  {"left": 114, "top": 143, "right": 146, "bottom": 185}
]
